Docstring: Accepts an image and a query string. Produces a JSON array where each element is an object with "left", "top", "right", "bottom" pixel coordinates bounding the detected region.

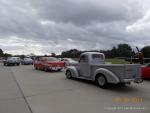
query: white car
[
  {"left": 3, "top": 57, "right": 20, "bottom": 66},
  {"left": 61, "top": 58, "right": 78, "bottom": 66}
]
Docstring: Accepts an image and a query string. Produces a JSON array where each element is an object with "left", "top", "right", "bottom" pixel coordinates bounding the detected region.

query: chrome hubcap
[
  {"left": 66, "top": 71, "right": 71, "bottom": 78},
  {"left": 98, "top": 76, "right": 105, "bottom": 86}
]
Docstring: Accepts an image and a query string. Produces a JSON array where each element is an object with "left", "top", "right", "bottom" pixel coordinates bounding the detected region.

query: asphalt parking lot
[{"left": 0, "top": 64, "right": 150, "bottom": 113}]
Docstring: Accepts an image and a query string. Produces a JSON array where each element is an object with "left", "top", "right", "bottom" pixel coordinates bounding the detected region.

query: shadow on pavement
[{"left": 69, "top": 77, "right": 141, "bottom": 93}]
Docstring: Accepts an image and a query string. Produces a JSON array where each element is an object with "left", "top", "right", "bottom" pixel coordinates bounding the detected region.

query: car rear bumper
[
  {"left": 48, "top": 66, "right": 64, "bottom": 71},
  {"left": 23, "top": 62, "right": 33, "bottom": 65}
]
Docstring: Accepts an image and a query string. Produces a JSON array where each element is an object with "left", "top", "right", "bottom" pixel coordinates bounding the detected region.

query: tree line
[
  {"left": 0, "top": 43, "right": 150, "bottom": 59},
  {"left": 61, "top": 44, "right": 142, "bottom": 58}
]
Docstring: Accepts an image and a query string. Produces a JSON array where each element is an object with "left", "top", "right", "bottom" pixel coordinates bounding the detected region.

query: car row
[
  {"left": 3, "top": 57, "right": 33, "bottom": 66},
  {"left": 2, "top": 54, "right": 150, "bottom": 84},
  {"left": 2, "top": 56, "right": 78, "bottom": 67}
]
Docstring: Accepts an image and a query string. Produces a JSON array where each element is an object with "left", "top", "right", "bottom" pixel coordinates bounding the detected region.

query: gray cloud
[
  {"left": 0, "top": 0, "right": 149, "bottom": 55},
  {"left": 30, "top": 0, "right": 143, "bottom": 25}
]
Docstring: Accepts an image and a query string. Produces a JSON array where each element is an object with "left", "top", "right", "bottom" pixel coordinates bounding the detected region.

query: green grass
[
  {"left": 73, "top": 58, "right": 130, "bottom": 64},
  {"left": 106, "top": 58, "right": 130, "bottom": 64}
]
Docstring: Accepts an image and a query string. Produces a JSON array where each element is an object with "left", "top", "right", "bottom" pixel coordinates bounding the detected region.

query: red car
[
  {"left": 34, "top": 57, "right": 66, "bottom": 71},
  {"left": 141, "top": 63, "right": 150, "bottom": 79}
]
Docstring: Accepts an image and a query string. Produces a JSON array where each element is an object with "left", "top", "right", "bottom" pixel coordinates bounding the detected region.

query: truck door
[{"left": 78, "top": 54, "right": 90, "bottom": 77}]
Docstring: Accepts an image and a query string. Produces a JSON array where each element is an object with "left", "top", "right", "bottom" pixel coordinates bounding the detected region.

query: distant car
[
  {"left": 21, "top": 58, "right": 33, "bottom": 65},
  {"left": 57, "top": 58, "right": 62, "bottom": 61},
  {"left": 3, "top": 57, "right": 20, "bottom": 66},
  {"left": 141, "top": 63, "right": 150, "bottom": 79},
  {"left": 34, "top": 57, "right": 66, "bottom": 71},
  {"left": 0, "top": 58, "right": 5, "bottom": 63},
  {"left": 61, "top": 58, "right": 78, "bottom": 66}
]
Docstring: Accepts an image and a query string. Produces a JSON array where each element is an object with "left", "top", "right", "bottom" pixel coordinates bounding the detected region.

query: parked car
[
  {"left": 34, "top": 57, "right": 66, "bottom": 71},
  {"left": 65, "top": 52, "right": 143, "bottom": 88},
  {"left": 61, "top": 58, "right": 78, "bottom": 66},
  {"left": 3, "top": 57, "right": 20, "bottom": 66},
  {"left": 21, "top": 58, "right": 33, "bottom": 65},
  {"left": 141, "top": 63, "right": 150, "bottom": 79},
  {"left": 0, "top": 57, "right": 5, "bottom": 63}
]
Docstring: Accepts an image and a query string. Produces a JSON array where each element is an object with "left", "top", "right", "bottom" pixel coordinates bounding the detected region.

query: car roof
[
  {"left": 81, "top": 52, "right": 104, "bottom": 56},
  {"left": 8, "top": 57, "right": 20, "bottom": 58}
]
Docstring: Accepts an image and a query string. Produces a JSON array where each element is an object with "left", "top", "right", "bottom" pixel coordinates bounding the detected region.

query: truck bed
[{"left": 91, "top": 64, "right": 141, "bottom": 82}]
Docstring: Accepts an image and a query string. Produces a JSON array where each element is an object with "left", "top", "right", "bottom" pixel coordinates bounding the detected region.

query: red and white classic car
[{"left": 34, "top": 57, "right": 66, "bottom": 71}]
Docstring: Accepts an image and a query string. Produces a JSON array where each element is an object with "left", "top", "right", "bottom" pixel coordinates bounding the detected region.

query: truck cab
[
  {"left": 78, "top": 52, "right": 105, "bottom": 77},
  {"left": 65, "top": 52, "right": 143, "bottom": 88}
]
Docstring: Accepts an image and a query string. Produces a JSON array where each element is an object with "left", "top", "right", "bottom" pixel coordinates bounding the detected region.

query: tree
[
  {"left": 111, "top": 46, "right": 118, "bottom": 58},
  {"left": 20, "top": 55, "right": 25, "bottom": 59},
  {"left": 61, "top": 49, "right": 81, "bottom": 58},
  {"left": 141, "top": 46, "right": 150, "bottom": 58},
  {"left": 117, "top": 44, "right": 132, "bottom": 57},
  {"left": 61, "top": 44, "right": 133, "bottom": 58},
  {"left": 3, "top": 53, "right": 12, "bottom": 58},
  {"left": 0, "top": 48, "right": 4, "bottom": 57},
  {"left": 51, "top": 53, "right": 56, "bottom": 57}
]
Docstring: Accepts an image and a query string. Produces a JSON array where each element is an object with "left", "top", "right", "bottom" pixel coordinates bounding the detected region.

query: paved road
[
  {"left": 0, "top": 64, "right": 31, "bottom": 113},
  {"left": 0, "top": 64, "right": 150, "bottom": 113}
]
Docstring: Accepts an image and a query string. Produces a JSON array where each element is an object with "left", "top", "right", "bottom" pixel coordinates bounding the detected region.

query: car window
[
  {"left": 47, "top": 57, "right": 58, "bottom": 61},
  {"left": 39, "top": 57, "right": 46, "bottom": 61},
  {"left": 63, "top": 58, "right": 74, "bottom": 62},
  {"left": 40, "top": 57, "right": 58, "bottom": 61},
  {"left": 63, "top": 59, "right": 68, "bottom": 61},
  {"left": 35, "top": 57, "right": 40, "bottom": 61},
  {"left": 8, "top": 57, "right": 20, "bottom": 60},
  {"left": 92, "top": 54, "right": 104, "bottom": 60},
  {"left": 80, "top": 55, "right": 88, "bottom": 62},
  {"left": 67, "top": 59, "right": 75, "bottom": 62},
  {"left": 24, "top": 58, "right": 32, "bottom": 60}
]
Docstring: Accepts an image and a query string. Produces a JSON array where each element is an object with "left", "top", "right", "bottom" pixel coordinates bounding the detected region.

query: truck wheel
[
  {"left": 96, "top": 75, "right": 107, "bottom": 88},
  {"left": 66, "top": 71, "right": 72, "bottom": 79}
]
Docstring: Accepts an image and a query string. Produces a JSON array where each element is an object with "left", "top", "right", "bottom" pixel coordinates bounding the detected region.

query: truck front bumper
[{"left": 123, "top": 78, "right": 143, "bottom": 83}]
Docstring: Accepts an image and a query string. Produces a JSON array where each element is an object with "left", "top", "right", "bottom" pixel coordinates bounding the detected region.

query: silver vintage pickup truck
[{"left": 65, "top": 52, "right": 143, "bottom": 88}]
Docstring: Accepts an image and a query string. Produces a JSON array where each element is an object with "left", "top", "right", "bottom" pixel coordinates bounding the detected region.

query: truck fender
[
  {"left": 94, "top": 68, "right": 120, "bottom": 84},
  {"left": 66, "top": 66, "right": 79, "bottom": 77}
]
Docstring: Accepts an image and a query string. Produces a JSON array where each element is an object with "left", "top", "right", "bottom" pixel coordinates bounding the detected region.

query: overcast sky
[{"left": 0, "top": 0, "right": 150, "bottom": 55}]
